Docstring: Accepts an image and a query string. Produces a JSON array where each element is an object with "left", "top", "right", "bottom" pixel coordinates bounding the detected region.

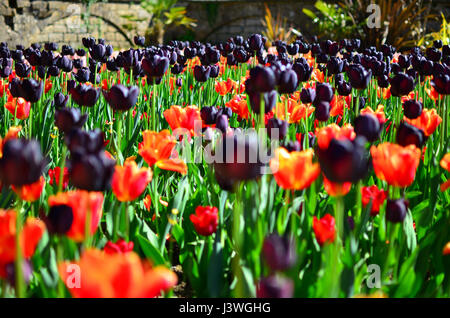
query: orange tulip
[
  {"left": 316, "top": 123, "right": 355, "bottom": 150},
  {"left": 330, "top": 95, "right": 351, "bottom": 117},
  {"left": 275, "top": 98, "right": 314, "bottom": 123},
  {"left": 0, "top": 210, "right": 45, "bottom": 278},
  {"left": 48, "top": 191, "right": 104, "bottom": 242},
  {"left": 58, "top": 249, "right": 177, "bottom": 298},
  {"left": 5, "top": 96, "right": 30, "bottom": 120},
  {"left": 370, "top": 143, "right": 421, "bottom": 187},
  {"left": 163, "top": 105, "right": 201, "bottom": 137},
  {"left": 361, "top": 105, "right": 387, "bottom": 125},
  {"left": 138, "top": 130, "right": 187, "bottom": 175},
  {"left": 112, "top": 160, "right": 152, "bottom": 202},
  {"left": 440, "top": 153, "right": 450, "bottom": 191},
  {"left": 225, "top": 94, "right": 250, "bottom": 120},
  {"left": 404, "top": 108, "right": 442, "bottom": 136},
  {"left": 270, "top": 148, "right": 320, "bottom": 190},
  {"left": 443, "top": 242, "right": 450, "bottom": 255},
  {"left": 215, "top": 79, "right": 235, "bottom": 95},
  {"left": 143, "top": 194, "right": 152, "bottom": 212},
  {"left": 323, "top": 176, "right": 351, "bottom": 197},
  {"left": 12, "top": 176, "right": 45, "bottom": 202}
]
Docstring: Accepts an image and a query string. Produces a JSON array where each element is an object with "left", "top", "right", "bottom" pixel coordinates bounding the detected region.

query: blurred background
[{"left": 0, "top": 0, "right": 449, "bottom": 50}]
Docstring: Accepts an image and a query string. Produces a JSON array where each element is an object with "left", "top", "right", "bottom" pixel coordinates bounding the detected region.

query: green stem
[{"left": 15, "top": 199, "right": 25, "bottom": 298}]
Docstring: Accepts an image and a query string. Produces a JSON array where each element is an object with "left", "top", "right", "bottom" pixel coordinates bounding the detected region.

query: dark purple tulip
[
  {"left": 354, "top": 113, "right": 380, "bottom": 142},
  {"left": 386, "top": 198, "right": 408, "bottom": 223},
  {"left": 277, "top": 69, "right": 298, "bottom": 94},
  {"left": 11, "top": 50, "right": 23, "bottom": 62},
  {"left": 48, "top": 65, "right": 61, "bottom": 77},
  {"left": 61, "top": 45, "right": 75, "bottom": 56},
  {"left": 390, "top": 73, "right": 415, "bottom": 97},
  {"left": 134, "top": 35, "right": 145, "bottom": 47},
  {"left": 326, "top": 56, "right": 344, "bottom": 74},
  {"left": 74, "top": 67, "right": 90, "bottom": 83},
  {"left": 213, "top": 131, "right": 263, "bottom": 188},
  {"left": 262, "top": 234, "right": 296, "bottom": 271},
  {"left": 248, "top": 90, "right": 277, "bottom": 114},
  {"left": 215, "top": 114, "right": 229, "bottom": 134},
  {"left": 73, "top": 59, "right": 83, "bottom": 70},
  {"left": 292, "top": 60, "right": 313, "bottom": 83},
  {"left": 347, "top": 64, "right": 372, "bottom": 90},
  {"left": 377, "top": 74, "right": 390, "bottom": 88},
  {"left": 209, "top": 64, "right": 220, "bottom": 78},
  {"left": 45, "top": 205, "right": 74, "bottom": 235},
  {"left": 226, "top": 53, "right": 237, "bottom": 66},
  {"left": 200, "top": 106, "right": 218, "bottom": 125},
  {"left": 248, "top": 66, "right": 276, "bottom": 93},
  {"left": 337, "top": 81, "right": 352, "bottom": 96},
  {"left": 316, "top": 136, "right": 368, "bottom": 183},
  {"left": 15, "top": 62, "right": 31, "bottom": 78},
  {"left": 106, "top": 59, "right": 119, "bottom": 72},
  {"left": 403, "top": 99, "right": 423, "bottom": 119},
  {"left": 217, "top": 106, "right": 232, "bottom": 118},
  {"left": 267, "top": 118, "right": 288, "bottom": 140},
  {"left": 142, "top": 54, "right": 169, "bottom": 78},
  {"left": 68, "top": 150, "right": 115, "bottom": 191},
  {"left": 9, "top": 78, "right": 43, "bottom": 103},
  {"left": 55, "top": 108, "right": 88, "bottom": 134},
  {"left": 300, "top": 87, "right": 316, "bottom": 104},
  {"left": 193, "top": 65, "right": 211, "bottom": 82},
  {"left": 396, "top": 122, "right": 425, "bottom": 148},
  {"left": 171, "top": 63, "right": 185, "bottom": 75},
  {"left": 431, "top": 73, "right": 450, "bottom": 95},
  {"left": 65, "top": 129, "right": 104, "bottom": 154},
  {"left": 5, "top": 260, "right": 33, "bottom": 286},
  {"left": 283, "top": 140, "right": 301, "bottom": 152},
  {"left": 102, "top": 84, "right": 139, "bottom": 112},
  {"left": 53, "top": 92, "right": 69, "bottom": 109},
  {"left": 434, "top": 40, "right": 443, "bottom": 49},
  {"left": 45, "top": 42, "right": 58, "bottom": 51},
  {"left": 40, "top": 50, "right": 55, "bottom": 67},
  {"left": 0, "top": 139, "right": 45, "bottom": 186},
  {"left": 76, "top": 49, "right": 86, "bottom": 57},
  {"left": 398, "top": 54, "right": 410, "bottom": 69},
  {"left": 443, "top": 45, "right": 450, "bottom": 56},
  {"left": 314, "top": 83, "right": 334, "bottom": 103},
  {"left": 233, "top": 47, "right": 248, "bottom": 63},
  {"left": 287, "top": 43, "right": 299, "bottom": 56},
  {"left": 426, "top": 47, "right": 442, "bottom": 62},
  {"left": 314, "top": 101, "right": 330, "bottom": 122},
  {"left": 37, "top": 66, "right": 47, "bottom": 80},
  {"left": 257, "top": 275, "right": 294, "bottom": 298},
  {"left": 57, "top": 56, "right": 73, "bottom": 72},
  {"left": 82, "top": 37, "right": 95, "bottom": 49},
  {"left": 69, "top": 84, "right": 100, "bottom": 107}
]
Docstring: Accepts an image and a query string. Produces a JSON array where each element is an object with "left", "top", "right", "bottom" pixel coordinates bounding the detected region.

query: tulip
[
  {"left": 163, "top": 105, "right": 202, "bottom": 137},
  {"left": 337, "top": 81, "right": 352, "bottom": 96},
  {"left": 0, "top": 210, "right": 45, "bottom": 280},
  {"left": 112, "top": 160, "right": 152, "bottom": 202},
  {"left": 215, "top": 114, "right": 229, "bottom": 134},
  {"left": 247, "top": 66, "right": 276, "bottom": 93},
  {"left": 12, "top": 176, "right": 45, "bottom": 202},
  {"left": 292, "top": 60, "right": 313, "bottom": 82},
  {"left": 431, "top": 73, "right": 450, "bottom": 95},
  {"left": 403, "top": 99, "right": 423, "bottom": 119},
  {"left": 404, "top": 108, "right": 442, "bottom": 137},
  {"left": 314, "top": 101, "right": 330, "bottom": 122},
  {"left": 193, "top": 65, "right": 211, "bottom": 82},
  {"left": 313, "top": 214, "right": 336, "bottom": 245},
  {"left": 65, "top": 128, "right": 105, "bottom": 154},
  {"left": 277, "top": 69, "right": 298, "bottom": 94},
  {"left": 48, "top": 167, "right": 69, "bottom": 190},
  {"left": 256, "top": 275, "right": 294, "bottom": 298},
  {"left": 370, "top": 143, "right": 421, "bottom": 187},
  {"left": 213, "top": 131, "right": 264, "bottom": 187},
  {"left": 390, "top": 73, "right": 415, "bottom": 97},
  {"left": 9, "top": 78, "right": 43, "bottom": 103},
  {"left": 68, "top": 150, "right": 115, "bottom": 192},
  {"left": 0, "top": 138, "right": 45, "bottom": 186},
  {"left": 5, "top": 96, "right": 31, "bottom": 120},
  {"left": 190, "top": 206, "right": 219, "bottom": 236},
  {"left": 55, "top": 107, "right": 87, "bottom": 134},
  {"left": 440, "top": 153, "right": 450, "bottom": 191},
  {"left": 262, "top": 234, "right": 296, "bottom": 272},
  {"left": 317, "top": 135, "right": 368, "bottom": 183},
  {"left": 314, "top": 83, "right": 334, "bottom": 103},
  {"left": 361, "top": 185, "right": 387, "bottom": 216},
  {"left": 248, "top": 90, "right": 277, "bottom": 114},
  {"left": 323, "top": 176, "right": 352, "bottom": 197},
  {"left": 104, "top": 239, "right": 134, "bottom": 254},
  {"left": 69, "top": 84, "right": 100, "bottom": 107},
  {"left": 396, "top": 122, "right": 425, "bottom": 148},
  {"left": 58, "top": 249, "right": 177, "bottom": 298},
  {"left": 386, "top": 199, "right": 408, "bottom": 223},
  {"left": 270, "top": 148, "right": 320, "bottom": 190},
  {"left": 138, "top": 130, "right": 187, "bottom": 175},
  {"left": 354, "top": 113, "right": 380, "bottom": 142},
  {"left": 44, "top": 204, "right": 74, "bottom": 235},
  {"left": 300, "top": 87, "right": 316, "bottom": 104},
  {"left": 142, "top": 54, "right": 169, "bottom": 79},
  {"left": 103, "top": 84, "right": 139, "bottom": 112},
  {"left": 347, "top": 64, "right": 372, "bottom": 90},
  {"left": 53, "top": 92, "right": 69, "bottom": 109},
  {"left": 48, "top": 190, "right": 103, "bottom": 242},
  {"left": 267, "top": 118, "right": 288, "bottom": 140}
]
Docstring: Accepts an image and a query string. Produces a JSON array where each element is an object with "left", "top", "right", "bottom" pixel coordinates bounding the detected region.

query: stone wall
[{"left": 0, "top": 0, "right": 151, "bottom": 49}]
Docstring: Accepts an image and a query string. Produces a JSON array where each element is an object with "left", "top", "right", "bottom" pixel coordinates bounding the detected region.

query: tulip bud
[
  {"left": 396, "top": 122, "right": 425, "bottom": 148},
  {"left": 386, "top": 198, "right": 408, "bottom": 223},
  {"left": 69, "top": 84, "right": 100, "bottom": 107},
  {"left": 314, "top": 100, "right": 330, "bottom": 122},
  {"left": 390, "top": 73, "right": 415, "bottom": 97},
  {"left": 300, "top": 87, "right": 316, "bottom": 104},
  {"left": 103, "top": 84, "right": 139, "bottom": 112},
  {"left": 354, "top": 113, "right": 380, "bottom": 142},
  {"left": 262, "top": 234, "right": 296, "bottom": 271},
  {"left": 403, "top": 99, "right": 423, "bottom": 119},
  {"left": 267, "top": 118, "right": 288, "bottom": 140},
  {"left": 200, "top": 106, "right": 218, "bottom": 125},
  {"left": 55, "top": 108, "right": 88, "bottom": 134}
]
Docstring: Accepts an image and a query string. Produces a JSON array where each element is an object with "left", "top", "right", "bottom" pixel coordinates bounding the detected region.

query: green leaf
[{"left": 137, "top": 234, "right": 166, "bottom": 265}]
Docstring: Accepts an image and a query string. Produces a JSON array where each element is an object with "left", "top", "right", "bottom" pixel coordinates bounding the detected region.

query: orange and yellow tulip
[{"left": 112, "top": 160, "right": 152, "bottom": 202}]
